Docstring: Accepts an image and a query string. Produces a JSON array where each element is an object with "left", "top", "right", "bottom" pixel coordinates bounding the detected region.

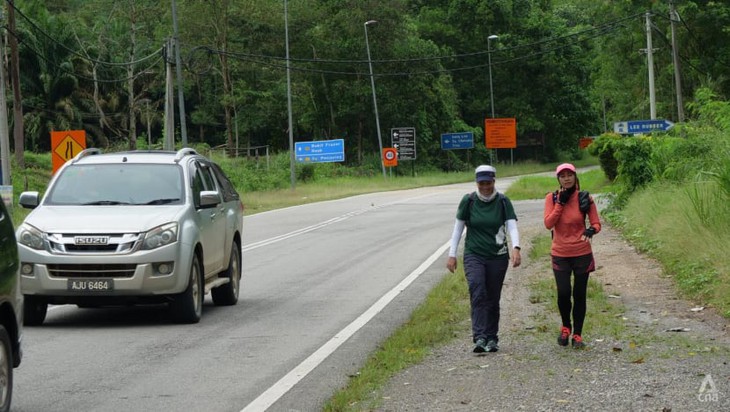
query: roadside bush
[{"left": 587, "top": 133, "right": 620, "bottom": 180}]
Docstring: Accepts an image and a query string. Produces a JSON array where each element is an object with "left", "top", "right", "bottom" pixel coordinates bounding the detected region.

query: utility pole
[
  {"left": 7, "top": 1, "right": 23, "bottom": 168},
  {"left": 0, "top": 9, "right": 11, "bottom": 185},
  {"left": 644, "top": 12, "right": 657, "bottom": 120},
  {"left": 164, "top": 39, "right": 175, "bottom": 151},
  {"left": 284, "top": 0, "right": 296, "bottom": 189},
  {"left": 670, "top": 0, "right": 685, "bottom": 123},
  {"left": 171, "top": 0, "right": 188, "bottom": 147}
]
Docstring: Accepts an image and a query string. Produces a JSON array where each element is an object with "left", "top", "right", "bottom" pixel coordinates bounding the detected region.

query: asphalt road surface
[{"left": 13, "top": 177, "right": 522, "bottom": 412}]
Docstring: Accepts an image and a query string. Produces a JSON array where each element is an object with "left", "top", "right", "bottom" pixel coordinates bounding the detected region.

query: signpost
[
  {"left": 441, "top": 132, "right": 474, "bottom": 150},
  {"left": 613, "top": 119, "right": 674, "bottom": 135},
  {"left": 294, "top": 139, "right": 345, "bottom": 163},
  {"left": 390, "top": 127, "right": 416, "bottom": 160}
]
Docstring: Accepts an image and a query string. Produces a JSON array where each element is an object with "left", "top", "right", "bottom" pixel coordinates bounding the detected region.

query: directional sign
[
  {"left": 295, "top": 139, "right": 345, "bottom": 163},
  {"left": 51, "top": 130, "right": 87, "bottom": 175},
  {"left": 613, "top": 119, "right": 674, "bottom": 135},
  {"left": 391, "top": 127, "right": 416, "bottom": 160},
  {"left": 441, "top": 132, "right": 474, "bottom": 150}
]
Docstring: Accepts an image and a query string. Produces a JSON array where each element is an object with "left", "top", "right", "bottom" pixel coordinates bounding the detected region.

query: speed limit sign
[{"left": 383, "top": 148, "right": 398, "bottom": 167}]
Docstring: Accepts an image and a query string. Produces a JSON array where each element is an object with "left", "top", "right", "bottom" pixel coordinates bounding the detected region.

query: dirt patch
[{"left": 371, "top": 219, "right": 730, "bottom": 411}]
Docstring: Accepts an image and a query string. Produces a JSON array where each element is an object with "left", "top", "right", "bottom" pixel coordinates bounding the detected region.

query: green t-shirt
[{"left": 456, "top": 192, "right": 517, "bottom": 259}]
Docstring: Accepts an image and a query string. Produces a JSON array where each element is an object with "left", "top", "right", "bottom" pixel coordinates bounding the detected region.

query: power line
[{"left": 6, "top": 0, "right": 163, "bottom": 67}]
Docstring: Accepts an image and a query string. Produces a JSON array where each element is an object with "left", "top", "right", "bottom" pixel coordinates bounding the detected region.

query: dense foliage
[{"left": 2, "top": 0, "right": 730, "bottom": 173}]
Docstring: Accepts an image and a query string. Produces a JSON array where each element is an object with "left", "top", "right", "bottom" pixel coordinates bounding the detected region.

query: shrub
[{"left": 587, "top": 133, "right": 620, "bottom": 180}]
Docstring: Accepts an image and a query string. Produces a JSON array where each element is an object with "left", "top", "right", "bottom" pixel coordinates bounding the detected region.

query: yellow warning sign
[{"left": 51, "top": 130, "right": 87, "bottom": 174}]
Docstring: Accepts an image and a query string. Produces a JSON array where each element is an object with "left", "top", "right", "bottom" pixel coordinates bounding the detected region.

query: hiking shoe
[
  {"left": 572, "top": 334, "right": 586, "bottom": 349},
  {"left": 473, "top": 338, "right": 487, "bottom": 353},
  {"left": 557, "top": 326, "right": 571, "bottom": 346},
  {"left": 486, "top": 339, "right": 499, "bottom": 352}
]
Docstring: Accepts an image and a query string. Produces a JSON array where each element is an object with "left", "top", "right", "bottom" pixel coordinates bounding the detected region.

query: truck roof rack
[
  {"left": 71, "top": 148, "right": 102, "bottom": 164},
  {"left": 174, "top": 147, "right": 198, "bottom": 163}
]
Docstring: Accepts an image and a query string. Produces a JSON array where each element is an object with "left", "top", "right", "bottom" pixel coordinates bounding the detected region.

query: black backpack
[
  {"left": 552, "top": 190, "right": 592, "bottom": 215},
  {"left": 464, "top": 191, "right": 509, "bottom": 227}
]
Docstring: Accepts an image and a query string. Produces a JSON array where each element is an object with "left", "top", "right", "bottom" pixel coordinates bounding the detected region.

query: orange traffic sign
[
  {"left": 51, "top": 130, "right": 87, "bottom": 174},
  {"left": 383, "top": 148, "right": 398, "bottom": 167},
  {"left": 485, "top": 118, "right": 517, "bottom": 149},
  {"left": 579, "top": 137, "right": 593, "bottom": 149}
]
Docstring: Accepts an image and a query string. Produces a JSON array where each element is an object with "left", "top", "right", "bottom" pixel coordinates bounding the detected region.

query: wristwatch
[{"left": 514, "top": 246, "right": 521, "bottom": 251}]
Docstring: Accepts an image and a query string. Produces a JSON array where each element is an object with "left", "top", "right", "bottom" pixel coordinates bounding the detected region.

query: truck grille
[
  {"left": 47, "top": 264, "right": 137, "bottom": 278},
  {"left": 47, "top": 233, "right": 142, "bottom": 254}
]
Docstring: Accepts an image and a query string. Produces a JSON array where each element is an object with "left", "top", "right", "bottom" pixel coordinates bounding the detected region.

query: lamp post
[
  {"left": 364, "top": 20, "right": 386, "bottom": 179},
  {"left": 487, "top": 34, "right": 498, "bottom": 164}
]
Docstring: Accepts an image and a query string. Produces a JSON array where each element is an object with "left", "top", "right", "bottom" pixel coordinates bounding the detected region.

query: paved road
[{"left": 12, "top": 177, "right": 520, "bottom": 412}]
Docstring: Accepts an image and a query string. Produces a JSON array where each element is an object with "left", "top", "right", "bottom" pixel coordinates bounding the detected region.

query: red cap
[{"left": 556, "top": 163, "right": 576, "bottom": 176}]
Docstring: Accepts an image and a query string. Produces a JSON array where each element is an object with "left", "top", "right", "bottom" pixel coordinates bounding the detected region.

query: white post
[{"left": 646, "top": 12, "right": 657, "bottom": 120}]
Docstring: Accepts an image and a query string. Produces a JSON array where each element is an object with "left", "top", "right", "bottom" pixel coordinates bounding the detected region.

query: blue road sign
[
  {"left": 441, "top": 132, "right": 474, "bottom": 150},
  {"left": 295, "top": 139, "right": 345, "bottom": 163},
  {"left": 613, "top": 119, "right": 675, "bottom": 135}
]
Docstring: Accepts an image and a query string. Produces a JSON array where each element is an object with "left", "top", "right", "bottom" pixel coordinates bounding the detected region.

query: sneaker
[
  {"left": 486, "top": 339, "right": 499, "bottom": 352},
  {"left": 572, "top": 334, "right": 586, "bottom": 349},
  {"left": 557, "top": 326, "right": 570, "bottom": 346},
  {"left": 473, "top": 338, "right": 487, "bottom": 353}
]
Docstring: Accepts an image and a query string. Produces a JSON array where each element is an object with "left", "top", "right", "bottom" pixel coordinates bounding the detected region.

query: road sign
[
  {"left": 51, "top": 130, "right": 87, "bottom": 175},
  {"left": 613, "top": 119, "right": 674, "bottom": 135},
  {"left": 295, "top": 139, "right": 345, "bottom": 163},
  {"left": 485, "top": 118, "right": 517, "bottom": 149},
  {"left": 383, "top": 148, "right": 398, "bottom": 167},
  {"left": 391, "top": 127, "right": 416, "bottom": 160},
  {"left": 441, "top": 132, "right": 474, "bottom": 150}
]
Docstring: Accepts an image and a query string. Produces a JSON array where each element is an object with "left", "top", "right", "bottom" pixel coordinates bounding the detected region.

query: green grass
[
  {"left": 611, "top": 181, "right": 730, "bottom": 317},
  {"left": 242, "top": 160, "right": 563, "bottom": 215},
  {"left": 505, "top": 168, "right": 614, "bottom": 201}
]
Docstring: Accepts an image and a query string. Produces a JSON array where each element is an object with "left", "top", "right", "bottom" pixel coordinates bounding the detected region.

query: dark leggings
[
  {"left": 464, "top": 254, "right": 509, "bottom": 342},
  {"left": 552, "top": 254, "right": 594, "bottom": 335}
]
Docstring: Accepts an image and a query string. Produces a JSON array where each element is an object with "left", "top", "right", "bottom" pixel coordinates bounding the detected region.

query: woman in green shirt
[{"left": 446, "top": 165, "right": 522, "bottom": 353}]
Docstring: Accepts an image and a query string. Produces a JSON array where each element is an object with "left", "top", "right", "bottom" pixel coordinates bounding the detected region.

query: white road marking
[{"left": 240, "top": 240, "right": 451, "bottom": 412}]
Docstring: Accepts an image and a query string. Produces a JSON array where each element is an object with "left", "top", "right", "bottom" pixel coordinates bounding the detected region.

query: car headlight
[
  {"left": 18, "top": 224, "right": 45, "bottom": 250},
  {"left": 142, "top": 222, "right": 178, "bottom": 250}
]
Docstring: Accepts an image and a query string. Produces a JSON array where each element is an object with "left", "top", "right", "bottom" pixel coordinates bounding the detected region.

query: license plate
[{"left": 67, "top": 279, "right": 114, "bottom": 292}]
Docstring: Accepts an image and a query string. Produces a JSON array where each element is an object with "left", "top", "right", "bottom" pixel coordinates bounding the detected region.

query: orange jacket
[{"left": 544, "top": 190, "right": 601, "bottom": 258}]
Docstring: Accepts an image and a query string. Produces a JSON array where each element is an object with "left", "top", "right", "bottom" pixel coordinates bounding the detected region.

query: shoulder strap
[
  {"left": 465, "top": 192, "right": 477, "bottom": 226},
  {"left": 498, "top": 193, "right": 508, "bottom": 223},
  {"left": 578, "top": 190, "right": 591, "bottom": 214}
]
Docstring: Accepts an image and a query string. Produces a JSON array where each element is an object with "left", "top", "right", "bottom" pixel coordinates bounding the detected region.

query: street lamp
[
  {"left": 487, "top": 34, "right": 498, "bottom": 119},
  {"left": 364, "top": 20, "right": 387, "bottom": 179},
  {"left": 487, "top": 35, "right": 499, "bottom": 164}
]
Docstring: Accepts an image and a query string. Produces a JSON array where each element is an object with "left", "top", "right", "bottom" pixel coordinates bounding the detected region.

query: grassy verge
[
  {"left": 241, "top": 160, "right": 566, "bottom": 214},
  {"left": 608, "top": 181, "right": 730, "bottom": 317}
]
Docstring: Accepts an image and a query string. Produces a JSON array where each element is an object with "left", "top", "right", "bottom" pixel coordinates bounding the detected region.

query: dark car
[{"left": 0, "top": 198, "right": 23, "bottom": 412}]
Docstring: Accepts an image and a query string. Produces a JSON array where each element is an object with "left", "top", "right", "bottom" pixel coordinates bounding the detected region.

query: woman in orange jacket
[{"left": 544, "top": 163, "right": 601, "bottom": 349}]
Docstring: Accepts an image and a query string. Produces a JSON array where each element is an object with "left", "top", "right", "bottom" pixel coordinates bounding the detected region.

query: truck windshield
[{"left": 45, "top": 164, "right": 184, "bottom": 206}]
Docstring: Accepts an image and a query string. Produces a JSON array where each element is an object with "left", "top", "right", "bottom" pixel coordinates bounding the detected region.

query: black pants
[
  {"left": 464, "top": 254, "right": 509, "bottom": 342},
  {"left": 552, "top": 254, "right": 595, "bottom": 336}
]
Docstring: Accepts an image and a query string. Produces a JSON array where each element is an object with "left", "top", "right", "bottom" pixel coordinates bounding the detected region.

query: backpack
[
  {"left": 552, "top": 190, "right": 592, "bottom": 216},
  {"left": 464, "top": 191, "right": 509, "bottom": 227}
]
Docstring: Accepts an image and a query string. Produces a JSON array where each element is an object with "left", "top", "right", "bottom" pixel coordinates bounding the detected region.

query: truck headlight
[
  {"left": 18, "top": 224, "right": 45, "bottom": 250},
  {"left": 142, "top": 222, "right": 178, "bottom": 250}
]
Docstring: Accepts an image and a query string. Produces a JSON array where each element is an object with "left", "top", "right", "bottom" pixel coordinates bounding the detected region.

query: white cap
[{"left": 475, "top": 165, "right": 496, "bottom": 182}]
